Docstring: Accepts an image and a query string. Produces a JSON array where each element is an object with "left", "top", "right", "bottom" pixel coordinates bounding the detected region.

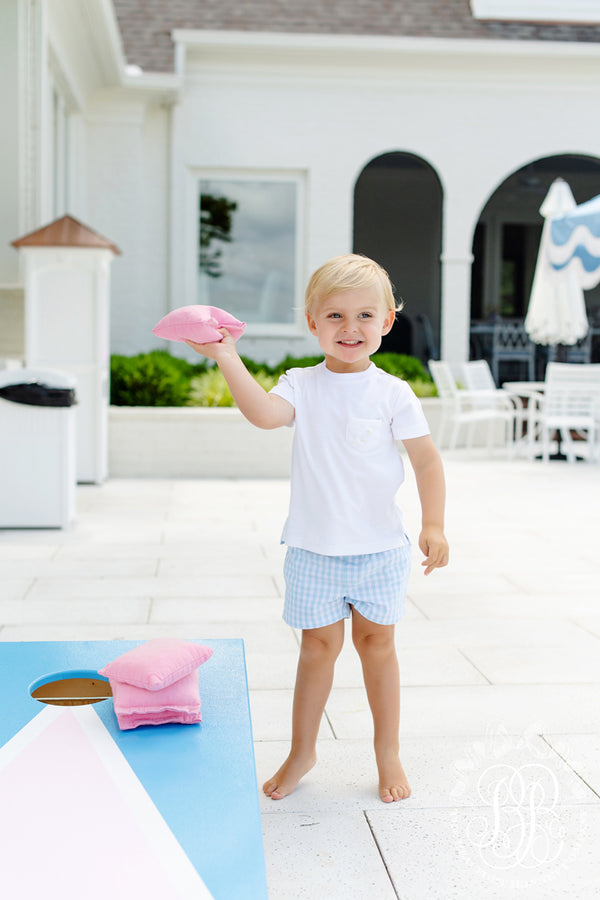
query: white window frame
[
  {"left": 191, "top": 168, "right": 306, "bottom": 338},
  {"left": 471, "top": 0, "right": 600, "bottom": 22}
]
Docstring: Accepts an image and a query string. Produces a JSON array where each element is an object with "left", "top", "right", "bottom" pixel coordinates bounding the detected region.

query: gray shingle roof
[{"left": 113, "top": 0, "right": 600, "bottom": 73}]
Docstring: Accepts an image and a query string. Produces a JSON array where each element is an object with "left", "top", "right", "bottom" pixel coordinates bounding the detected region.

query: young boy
[{"left": 186, "top": 254, "right": 448, "bottom": 803}]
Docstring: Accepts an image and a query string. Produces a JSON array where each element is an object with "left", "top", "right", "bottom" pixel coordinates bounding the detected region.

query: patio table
[{"left": 502, "top": 381, "right": 545, "bottom": 396}]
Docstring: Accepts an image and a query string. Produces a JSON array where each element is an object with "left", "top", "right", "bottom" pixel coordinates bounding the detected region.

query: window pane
[{"left": 198, "top": 179, "right": 297, "bottom": 325}]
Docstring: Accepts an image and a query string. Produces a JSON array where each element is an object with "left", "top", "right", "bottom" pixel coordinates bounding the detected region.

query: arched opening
[
  {"left": 470, "top": 154, "right": 600, "bottom": 375},
  {"left": 353, "top": 152, "right": 443, "bottom": 363}
]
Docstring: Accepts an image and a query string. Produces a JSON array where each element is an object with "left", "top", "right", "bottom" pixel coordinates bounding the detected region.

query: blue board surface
[{"left": 0, "top": 640, "right": 267, "bottom": 900}]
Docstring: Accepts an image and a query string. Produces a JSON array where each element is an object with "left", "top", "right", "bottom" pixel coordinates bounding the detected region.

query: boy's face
[{"left": 306, "top": 285, "right": 395, "bottom": 373}]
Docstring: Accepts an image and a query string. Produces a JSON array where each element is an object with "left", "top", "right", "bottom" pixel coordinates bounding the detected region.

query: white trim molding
[
  {"left": 471, "top": 0, "right": 600, "bottom": 23},
  {"left": 171, "top": 28, "right": 600, "bottom": 73}
]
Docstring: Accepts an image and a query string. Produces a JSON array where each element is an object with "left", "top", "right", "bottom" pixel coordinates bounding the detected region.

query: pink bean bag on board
[
  {"left": 98, "top": 638, "right": 214, "bottom": 730},
  {"left": 152, "top": 305, "right": 246, "bottom": 344}
]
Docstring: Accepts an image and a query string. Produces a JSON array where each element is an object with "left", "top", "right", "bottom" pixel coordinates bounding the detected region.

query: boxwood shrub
[
  {"left": 110, "top": 349, "right": 435, "bottom": 406},
  {"left": 110, "top": 351, "right": 206, "bottom": 406}
]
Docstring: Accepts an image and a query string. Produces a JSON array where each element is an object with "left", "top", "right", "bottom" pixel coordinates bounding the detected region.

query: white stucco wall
[
  {"left": 87, "top": 96, "right": 172, "bottom": 355},
  {"left": 0, "top": 1, "right": 21, "bottom": 287},
  {"left": 162, "top": 32, "right": 600, "bottom": 365},
  {"left": 3, "top": 17, "right": 600, "bottom": 368},
  {"left": 0, "top": 0, "right": 179, "bottom": 363}
]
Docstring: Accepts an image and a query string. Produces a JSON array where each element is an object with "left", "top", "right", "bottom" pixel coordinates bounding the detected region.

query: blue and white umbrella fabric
[
  {"left": 548, "top": 193, "right": 600, "bottom": 290},
  {"left": 525, "top": 178, "right": 588, "bottom": 347}
]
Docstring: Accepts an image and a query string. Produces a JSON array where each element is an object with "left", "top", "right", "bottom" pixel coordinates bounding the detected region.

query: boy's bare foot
[
  {"left": 376, "top": 749, "right": 411, "bottom": 803},
  {"left": 263, "top": 751, "right": 317, "bottom": 800}
]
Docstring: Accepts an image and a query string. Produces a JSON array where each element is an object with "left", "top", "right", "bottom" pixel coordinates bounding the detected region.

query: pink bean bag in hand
[{"left": 152, "top": 305, "right": 246, "bottom": 344}]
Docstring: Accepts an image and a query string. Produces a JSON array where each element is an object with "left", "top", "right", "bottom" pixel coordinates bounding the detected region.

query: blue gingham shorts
[{"left": 283, "top": 543, "right": 412, "bottom": 629}]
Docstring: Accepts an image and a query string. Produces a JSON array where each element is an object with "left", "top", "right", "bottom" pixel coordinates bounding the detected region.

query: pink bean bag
[
  {"left": 98, "top": 638, "right": 214, "bottom": 730},
  {"left": 109, "top": 672, "right": 203, "bottom": 730},
  {"left": 152, "top": 305, "right": 246, "bottom": 344}
]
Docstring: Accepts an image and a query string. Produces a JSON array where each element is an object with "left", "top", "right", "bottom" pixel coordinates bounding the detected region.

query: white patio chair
[
  {"left": 463, "top": 359, "right": 526, "bottom": 451},
  {"left": 463, "top": 359, "right": 527, "bottom": 408},
  {"left": 429, "top": 360, "right": 517, "bottom": 454},
  {"left": 539, "top": 363, "right": 600, "bottom": 463}
]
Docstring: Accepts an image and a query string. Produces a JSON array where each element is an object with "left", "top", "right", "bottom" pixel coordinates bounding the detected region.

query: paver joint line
[{"left": 364, "top": 810, "right": 400, "bottom": 900}]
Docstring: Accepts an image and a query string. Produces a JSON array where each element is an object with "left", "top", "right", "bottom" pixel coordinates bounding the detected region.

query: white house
[{"left": 2, "top": 0, "right": 600, "bottom": 371}]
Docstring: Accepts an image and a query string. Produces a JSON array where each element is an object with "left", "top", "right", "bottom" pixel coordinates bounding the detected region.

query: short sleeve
[
  {"left": 391, "top": 383, "right": 430, "bottom": 440},
  {"left": 269, "top": 370, "right": 296, "bottom": 407}
]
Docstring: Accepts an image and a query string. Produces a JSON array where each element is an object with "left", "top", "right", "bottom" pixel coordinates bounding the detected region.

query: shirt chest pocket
[{"left": 346, "top": 417, "right": 386, "bottom": 452}]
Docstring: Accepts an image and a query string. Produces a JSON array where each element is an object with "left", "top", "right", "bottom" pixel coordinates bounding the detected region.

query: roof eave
[{"left": 171, "top": 28, "right": 600, "bottom": 59}]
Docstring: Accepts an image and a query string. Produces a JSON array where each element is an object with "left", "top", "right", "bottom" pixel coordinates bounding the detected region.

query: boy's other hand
[{"left": 419, "top": 527, "right": 449, "bottom": 576}]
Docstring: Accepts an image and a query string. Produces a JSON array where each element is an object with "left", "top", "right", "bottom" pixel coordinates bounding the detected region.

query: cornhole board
[{"left": 0, "top": 640, "right": 267, "bottom": 900}]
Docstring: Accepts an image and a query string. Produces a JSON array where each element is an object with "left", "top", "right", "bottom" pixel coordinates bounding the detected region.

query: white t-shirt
[{"left": 270, "top": 361, "right": 430, "bottom": 555}]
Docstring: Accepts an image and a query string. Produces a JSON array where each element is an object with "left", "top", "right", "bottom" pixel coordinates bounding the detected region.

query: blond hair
[{"left": 305, "top": 254, "right": 402, "bottom": 316}]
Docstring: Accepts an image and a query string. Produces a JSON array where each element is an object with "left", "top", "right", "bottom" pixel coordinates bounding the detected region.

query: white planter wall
[
  {"left": 108, "top": 399, "right": 447, "bottom": 478},
  {"left": 109, "top": 406, "right": 294, "bottom": 478}
]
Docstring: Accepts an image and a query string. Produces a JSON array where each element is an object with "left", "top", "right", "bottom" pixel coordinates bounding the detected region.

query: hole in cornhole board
[{"left": 29, "top": 670, "right": 112, "bottom": 706}]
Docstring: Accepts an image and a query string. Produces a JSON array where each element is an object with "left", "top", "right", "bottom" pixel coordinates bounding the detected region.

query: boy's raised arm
[
  {"left": 401, "top": 435, "right": 449, "bottom": 576},
  {"left": 186, "top": 330, "right": 294, "bottom": 430}
]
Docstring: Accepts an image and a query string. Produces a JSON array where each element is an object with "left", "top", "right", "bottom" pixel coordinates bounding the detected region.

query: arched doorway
[
  {"left": 353, "top": 152, "right": 443, "bottom": 363},
  {"left": 470, "top": 154, "right": 600, "bottom": 370}
]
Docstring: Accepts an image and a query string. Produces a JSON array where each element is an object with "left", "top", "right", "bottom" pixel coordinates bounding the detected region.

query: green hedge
[
  {"left": 372, "top": 353, "right": 437, "bottom": 398},
  {"left": 110, "top": 351, "right": 206, "bottom": 407},
  {"left": 110, "top": 350, "right": 435, "bottom": 406},
  {"left": 187, "top": 368, "right": 279, "bottom": 407}
]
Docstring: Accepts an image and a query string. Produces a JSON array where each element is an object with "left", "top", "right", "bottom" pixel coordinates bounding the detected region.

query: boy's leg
[
  {"left": 263, "top": 619, "right": 345, "bottom": 800},
  {"left": 351, "top": 608, "right": 411, "bottom": 802}
]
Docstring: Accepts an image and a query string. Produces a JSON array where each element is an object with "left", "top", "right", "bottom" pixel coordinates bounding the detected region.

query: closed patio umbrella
[
  {"left": 548, "top": 192, "right": 600, "bottom": 290},
  {"left": 524, "top": 178, "right": 589, "bottom": 347}
]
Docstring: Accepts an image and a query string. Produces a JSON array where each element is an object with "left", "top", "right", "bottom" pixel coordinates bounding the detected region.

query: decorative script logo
[
  {"left": 465, "top": 761, "right": 566, "bottom": 871},
  {"left": 451, "top": 724, "right": 585, "bottom": 888}
]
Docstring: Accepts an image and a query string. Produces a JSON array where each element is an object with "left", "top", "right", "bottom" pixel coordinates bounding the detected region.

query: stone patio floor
[{"left": 1, "top": 450, "right": 600, "bottom": 898}]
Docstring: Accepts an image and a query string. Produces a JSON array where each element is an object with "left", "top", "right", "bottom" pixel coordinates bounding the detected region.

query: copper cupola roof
[{"left": 12, "top": 215, "right": 121, "bottom": 255}]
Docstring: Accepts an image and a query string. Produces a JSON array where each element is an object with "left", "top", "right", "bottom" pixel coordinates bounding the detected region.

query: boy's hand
[
  {"left": 185, "top": 328, "right": 237, "bottom": 361},
  {"left": 184, "top": 330, "right": 294, "bottom": 429},
  {"left": 419, "top": 527, "right": 449, "bottom": 576}
]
